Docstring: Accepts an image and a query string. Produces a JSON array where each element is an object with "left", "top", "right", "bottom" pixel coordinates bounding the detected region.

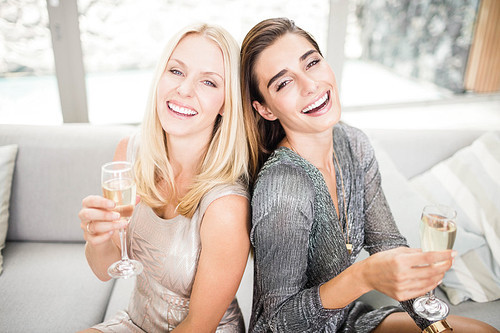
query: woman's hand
[
  {"left": 79, "top": 195, "right": 126, "bottom": 245},
  {"left": 79, "top": 194, "right": 131, "bottom": 281},
  {"left": 362, "top": 247, "right": 456, "bottom": 302}
]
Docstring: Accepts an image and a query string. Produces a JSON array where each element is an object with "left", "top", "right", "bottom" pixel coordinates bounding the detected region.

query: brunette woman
[{"left": 241, "top": 17, "right": 496, "bottom": 333}]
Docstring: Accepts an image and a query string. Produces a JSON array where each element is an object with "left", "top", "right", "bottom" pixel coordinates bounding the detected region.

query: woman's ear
[{"left": 252, "top": 100, "right": 278, "bottom": 121}]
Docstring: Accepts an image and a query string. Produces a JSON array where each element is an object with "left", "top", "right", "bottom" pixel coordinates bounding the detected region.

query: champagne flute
[
  {"left": 413, "top": 204, "right": 457, "bottom": 320},
  {"left": 102, "top": 161, "right": 143, "bottom": 278}
]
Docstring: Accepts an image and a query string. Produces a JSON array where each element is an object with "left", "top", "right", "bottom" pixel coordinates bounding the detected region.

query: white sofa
[{"left": 0, "top": 124, "right": 498, "bottom": 332}]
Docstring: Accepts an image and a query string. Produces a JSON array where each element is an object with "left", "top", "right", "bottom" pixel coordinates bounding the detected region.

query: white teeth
[
  {"left": 302, "top": 92, "right": 329, "bottom": 113},
  {"left": 168, "top": 102, "right": 197, "bottom": 115}
]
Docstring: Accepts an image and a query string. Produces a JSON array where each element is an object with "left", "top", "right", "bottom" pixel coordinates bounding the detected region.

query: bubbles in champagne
[
  {"left": 420, "top": 213, "right": 457, "bottom": 251},
  {"left": 102, "top": 178, "right": 136, "bottom": 218}
]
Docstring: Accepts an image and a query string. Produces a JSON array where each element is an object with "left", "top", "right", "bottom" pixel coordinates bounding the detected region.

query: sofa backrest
[
  {"left": 0, "top": 124, "right": 137, "bottom": 242},
  {"left": 2, "top": 124, "right": 495, "bottom": 242},
  {"left": 364, "top": 128, "right": 497, "bottom": 179}
]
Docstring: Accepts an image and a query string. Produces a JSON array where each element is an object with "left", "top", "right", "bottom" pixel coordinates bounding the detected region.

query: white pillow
[
  {"left": 371, "top": 139, "right": 484, "bottom": 254},
  {"left": 0, "top": 144, "right": 18, "bottom": 274},
  {"left": 410, "top": 132, "right": 500, "bottom": 304}
]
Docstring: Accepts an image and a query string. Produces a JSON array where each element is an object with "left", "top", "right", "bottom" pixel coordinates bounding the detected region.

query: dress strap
[{"left": 197, "top": 182, "right": 249, "bottom": 219}]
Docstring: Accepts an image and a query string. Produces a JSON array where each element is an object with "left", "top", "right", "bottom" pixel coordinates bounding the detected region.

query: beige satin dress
[{"left": 93, "top": 135, "right": 248, "bottom": 332}]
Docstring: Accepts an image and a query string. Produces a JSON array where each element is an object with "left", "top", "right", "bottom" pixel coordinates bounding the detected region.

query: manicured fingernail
[
  {"left": 107, "top": 201, "right": 116, "bottom": 209},
  {"left": 112, "top": 212, "right": 120, "bottom": 220},
  {"left": 438, "top": 280, "right": 443, "bottom": 285},
  {"left": 451, "top": 250, "right": 457, "bottom": 258},
  {"left": 108, "top": 231, "right": 114, "bottom": 235}
]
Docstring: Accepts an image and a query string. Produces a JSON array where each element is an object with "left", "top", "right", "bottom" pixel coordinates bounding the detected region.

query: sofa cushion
[
  {"left": 0, "top": 242, "right": 115, "bottom": 332},
  {"left": 359, "top": 135, "right": 500, "bottom": 329},
  {"left": 370, "top": 139, "right": 484, "bottom": 254},
  {"left": 364, "top": 128, "right": 489, "bottom": 179},
  {"left": 0, "top": 124, "right": 136, "bottom": 242},
  {"left": 410, "top": 132, "right": 500, "bottom": 304},
  {"left": 0, "top": 144, "right": 17, "bottom": 274}
]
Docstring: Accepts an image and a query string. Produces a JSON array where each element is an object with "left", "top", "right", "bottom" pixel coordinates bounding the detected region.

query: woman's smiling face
[
  {"left": 252, "top": 33, "right": 341, "bottom": 136},
  {"left": 156, "top": 33, "right": 225, "bottom": 140}
]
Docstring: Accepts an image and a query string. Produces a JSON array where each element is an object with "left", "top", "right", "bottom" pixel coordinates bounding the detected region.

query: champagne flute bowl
[
  {"left": 413, "top": 204, "right": 457, "bottom": 321},
  {"left": 101, "top": 161, "right": 143, "bottom": 279}
]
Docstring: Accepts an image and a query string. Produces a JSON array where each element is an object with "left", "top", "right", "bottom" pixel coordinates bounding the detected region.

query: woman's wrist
[
  {"left": 357, "top": 256, "right": 375, "bottom": 293},
  {"left": 319, "top": 261, "right": 372, "bottom": 309},
  {"left": 422, "top": 319, "right": 453, "bottom": 333}
]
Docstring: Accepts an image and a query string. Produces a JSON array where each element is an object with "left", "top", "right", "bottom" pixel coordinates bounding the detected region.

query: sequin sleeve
[
  {"left": 250, "top": 162, "right": 342, "bottom": 332},
  {"left": 348, "top": 126, "right": 433, "bottom": 330}
]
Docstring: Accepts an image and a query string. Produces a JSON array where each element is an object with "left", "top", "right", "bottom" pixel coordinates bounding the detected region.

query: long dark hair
[{"left": 240, "top": 18, "right": 322, "bottom": 171}]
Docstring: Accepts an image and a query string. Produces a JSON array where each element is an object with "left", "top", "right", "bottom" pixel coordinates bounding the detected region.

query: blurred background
[{"left": 0, "top": 0, "right": 499, "bottom": 129}]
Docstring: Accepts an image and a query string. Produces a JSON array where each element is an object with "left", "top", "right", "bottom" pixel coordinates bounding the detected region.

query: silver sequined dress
[{"left": 249, "top": 123, "right": 433, "bottom": 332}]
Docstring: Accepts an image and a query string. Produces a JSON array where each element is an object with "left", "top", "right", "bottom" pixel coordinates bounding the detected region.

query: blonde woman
[{"left": 78, "top": 23, "right": 255, "bottom": 332}]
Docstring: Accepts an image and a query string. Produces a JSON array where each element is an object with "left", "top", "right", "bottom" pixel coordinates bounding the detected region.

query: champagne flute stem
[
  {"left": 427, "top": 288, "right": 436, "bottom": 302},
  {"left": 119, "top": 228, "right": 130, "bottom": 261}
]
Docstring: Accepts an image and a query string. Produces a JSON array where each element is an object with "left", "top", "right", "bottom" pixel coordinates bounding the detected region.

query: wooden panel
[{"left": 465, "top": 0, "right": 500, "bottom": 93}]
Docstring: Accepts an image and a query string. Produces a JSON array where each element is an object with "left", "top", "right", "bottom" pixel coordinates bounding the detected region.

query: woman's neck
[
  {"left": 166, "top": 134, "right": 208, "bottom": 180},
  {"left": 283, "top": 130, "right": 335, "bottom": 172},
  {"left": 154, "top": 134, "right": 209, "bottom": 219}
]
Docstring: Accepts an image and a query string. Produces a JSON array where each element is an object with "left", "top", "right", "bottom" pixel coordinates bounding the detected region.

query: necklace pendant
[{"left": 346, "top": 243, "right": 353, "bottom": 254}]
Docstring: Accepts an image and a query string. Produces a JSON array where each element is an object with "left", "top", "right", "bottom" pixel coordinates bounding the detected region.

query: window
[{"left": 0, "top": 0, "right": 62, "bottom": 124}]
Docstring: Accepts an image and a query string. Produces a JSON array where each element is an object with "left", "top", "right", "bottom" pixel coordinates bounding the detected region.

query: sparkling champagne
[
  {"left": 102, "top": 178, "right": 136, "bottom": 219},
  {"left": 101, "top": 161, "right": 142, "bottom": 278},
  {"left": 413, "top": 205, "right": 457, "bottom": 321},
  {"left": 420, "top": 213, "right": 457, "bottom": 251}
]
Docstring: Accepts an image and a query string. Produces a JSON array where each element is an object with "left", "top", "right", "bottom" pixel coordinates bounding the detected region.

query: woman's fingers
[
  {"left": 79, "top": 195, "right": 121, "bottom": 226},
  {"left": 79, "top": 207, "right": 120, "bottom": 224},
  {"left": 79, "top": 195, "right": 127, "bottom": 244},
  {"left": 85, "top": 220, "right": 127, "bottom": 235},
  {"left": 410, "top": 250, "right": 457, "bottom": 267},
  {"left": 82, "top": 195, "right": 116, "bottom": 210},
  {"left": 86, "top": 232, "right": 114, "bottom": 245},
  {"left": 366, "top": 247, "right": 457, "bottom": 301},
  {"left": 82, "top": 220, "right": 128, "bottom": 245}
]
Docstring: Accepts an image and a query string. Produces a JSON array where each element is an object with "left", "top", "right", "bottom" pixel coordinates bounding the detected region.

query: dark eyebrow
[
  {"left": 300, "top": 49, "right": 317, "bottom": 61},
  {"left": 267, "top": 69, "right": 287, "bottom": 89},
  {"left": 266, "top": 50, "right": 319, "bottom": 89}
]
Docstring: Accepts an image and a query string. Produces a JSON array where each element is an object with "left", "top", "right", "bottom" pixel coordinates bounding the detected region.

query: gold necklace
[{"left": 286, "top": 138, "right": 352, "bottom": 254}]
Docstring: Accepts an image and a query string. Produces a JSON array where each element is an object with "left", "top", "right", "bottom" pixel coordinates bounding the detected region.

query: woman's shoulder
[
  {"left": 198, "top": 181, "right": 250, "bottom": 216},
  {"left": 254, "top": 148, "right": 316, "bottom": 195},
  {"left": 258, "top": 147, "right": 308, "bottom": 176},
  {"left": 335, "top": 122, "right": 371, "bottom": 146},
  {"left": 335, "top": 122, "right": 375, "bottom": 163},
  {"left": 209, "top": 181, "right": 249, "bottom": 199}
]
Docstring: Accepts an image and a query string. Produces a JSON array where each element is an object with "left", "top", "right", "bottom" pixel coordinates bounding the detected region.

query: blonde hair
[{"left": 135, "top": 23, "right": 253, "bottom": 217}]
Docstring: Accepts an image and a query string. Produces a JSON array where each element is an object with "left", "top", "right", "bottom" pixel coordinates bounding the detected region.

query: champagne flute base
[
  {"left": 108, "top": 259, "right": 143, "bottom": 279},
  {"left": 413, "top": 295, "right": 449, "bottom": 321}
]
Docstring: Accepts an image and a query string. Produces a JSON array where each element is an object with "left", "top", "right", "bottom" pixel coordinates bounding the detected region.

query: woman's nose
[
  {"left": 176, "top": 78, "right": 194, "bottom": 97},
  {"left": 299, "top": 74, "right": 319, "bottom": 96}
]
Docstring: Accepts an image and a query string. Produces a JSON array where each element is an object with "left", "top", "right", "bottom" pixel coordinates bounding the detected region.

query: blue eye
[
  {"left": 203, "top": 80, "right": 217, "bottom": 88},
  {"left": 170, "top": 69, "right": 183, "bottom": 76}
]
